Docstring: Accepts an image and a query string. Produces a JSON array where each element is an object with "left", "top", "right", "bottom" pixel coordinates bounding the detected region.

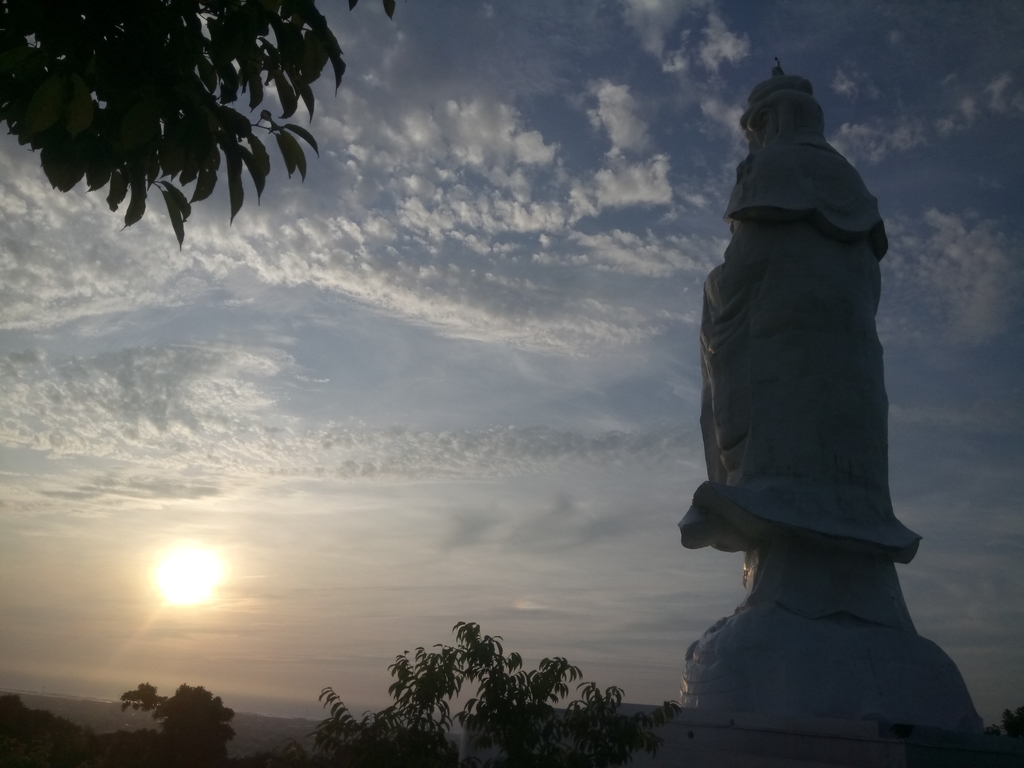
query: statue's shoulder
[{"left": 725, "top": 141, "right": 884, "bottom": 254}]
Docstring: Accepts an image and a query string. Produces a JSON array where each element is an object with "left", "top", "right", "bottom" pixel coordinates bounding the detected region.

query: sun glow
[{"left": 156, "top": 548, "right": 223, "bottom": 605}]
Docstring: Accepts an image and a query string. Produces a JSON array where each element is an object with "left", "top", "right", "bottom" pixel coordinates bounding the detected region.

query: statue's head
[{"left": 740, "top": 73, "right": 825, "bottom": 153}]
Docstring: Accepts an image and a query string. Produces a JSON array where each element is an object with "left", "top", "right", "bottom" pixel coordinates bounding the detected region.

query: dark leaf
[
  {"left": 164, "top": 181, "right": 192, "bottom": 221},
  {"left": 0, "top": 47, "right": 36, "bottom": 73},
  {"left": 65, "top": 74, "right": 94, "bottom": 138},
  {"left": 301, "top": 31, "right": 329, "bottom": 80},
  {"left": 159, "top": 182, "right": 190, "bottom": 248},
  {"left": 296, "top": 79, "right": 315, "bottom": 120},
  {"left": 217, "top": 106, "right": 254, "bottom": 138},
  {"left": 145, "top": 154, "right": 161, "bottom": 185},
  {"left": 86, "top": 164, "right": 111, "bottom": 192},
  {"left": 192, "top": 147, "right": 221, "bottom": 202},
  {"left": 237, "top": 144, "right": 266, "bottom": 200},
  {"left": 41, "top": 147, "right": 86, "bottom": 192},
  {"left": 107, "top": 170, "right": 128, "bottom": 211},
  {"left": 284, "top": 123, "right": 319, "bottom": 155},
  {"left": 159, "top": 133, "right": 187, "bottom": 180},
  {"left": 215, "top": 61, "right": 240, "bottom": 103},
  {"left": 225, "top": 145, "right": 244, "bottom": 222},
  {"left": 318, "top": 28, "right": 346, "bottom": 92},
  {"left": 197, "top": 56, "right": 218, "bottom": 93},
  {"left": 179, "top": 149, "right": 201, "bottom": 186},
  {"left": 248, "top": 70, "right": 264, "bottom": 110},
  {"left": 213, "top": 12, "right": 245, "bottom": 65},
  {"left": 25, "top": 75, "right": 66, "bottom": 135},
  {"left": 273, "top": 17, "right": 306, "bottom": 62},
  {"left": 246, "top": 135, "right": 272, "bottom": 175},
  {"left": 275, "top": 130, "right": 305, "bottom": 179},
  {"left": 124, "top": 177, "right": 147, "bottom": 227},
  {"left": 349, "top": 0, "right": 359, "bottom": 9},
  {"left": 272, "top": 70, "right": 298, "bottom": 118},
  {"left": 121, "top": 99, "right": 163, "bottom": 150},
  {"left": 383, "top": 0, "right": 396, "bottom": 19}
]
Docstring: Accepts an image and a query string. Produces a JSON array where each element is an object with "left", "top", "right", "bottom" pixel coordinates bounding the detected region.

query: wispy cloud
[
  {"left": 935, "top": 96, "right": 979, "bottom": 137},
  {"left": 37, "top": 474, "right": 223, "bottom": 502},
  {"left": 619, "top": 0, "right": 708, "bottom": 58},
  {"left": 984, "top": 73, "right": 1024, "bottom": 114},
  {"left": 699, "top": 97, "right": 745, "bottom": 143},
  {"left": 697, "top": 13, "right": 749, "bottom": 73},
  {"left": 1, "top": 70, "right": 716, "bottom": 355},
  {"left": 0, "top": 343, "right": 701, "bottom": 479},
  {"left": 593, "top": 156, "right": 674, "bottom": 210},
  {"left": 830, "top": 65, "right": 881, "bottom": 101},
  {"left": 310, "top": 424, "right": 699, "bottom": 482},
  {"left": 0, "top": 345, "right": 287, "bottom": 462},
  {"left": 882, "top": 209, "right": 1020, "bottom": 344},
  {"left": 829, "top": 117, "right": 928, "bottom": 164},
  {"left": 890, "top": 397, "right": 1024, "bottom": 436},
  {"left": 633, "top": 8, "right": 748, "bottom": 80},
  {"left": 564, "top": 229, "right": 724, "bottom": 277},
  {"left": 587, "top": 81, "right": 650, "bottom": 155},
  {"left": 0, "top": 153, "right": 200, "bottom": 331}
]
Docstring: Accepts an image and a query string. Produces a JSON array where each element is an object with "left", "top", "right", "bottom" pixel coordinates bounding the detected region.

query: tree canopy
[
  {"left": 0, "top": 0, "right": 395, "bottom": 247},
  {"left": 311, "top": 622, "right": 681, "bottom": 768},
  {"left": 0, "top": 694, "right": 97, "bottom": 768},
  {"left": 120, "top": 682, "right": 235, "bottom": 767},
  {"left": 986, "top": 706, "right": 1024, "bottom": 738}
]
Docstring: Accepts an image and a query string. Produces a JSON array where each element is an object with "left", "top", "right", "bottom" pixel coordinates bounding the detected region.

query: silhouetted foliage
[
  {"left": 119, "top": 682, "right": 235, "bottom": 767},
  {"left": 227, "top": 750, "right": 281, "bottom": 768},
  {"left": 308, "top": 622, "right": 681, "bottom": 768},
  {"left": 95, "top": 727, "right": 162, "bottom": 768},
  {"left": 0, "top": 694, "right": 98, "bottom": 768},
  {"left": 0, "top": 691, "right": 301, "bottom": 767},
  {"left": 1005, "top": 706, "right": 1024, "bottom": 738},
  {"left": 118, "top": 683, "right": 165, "bottom": 714},
  {"left": 987, "top": 705, "right": 1024, "bottom": 738},
  {"left": 0, "top": 0, "right": 395, "bottom": 246}
]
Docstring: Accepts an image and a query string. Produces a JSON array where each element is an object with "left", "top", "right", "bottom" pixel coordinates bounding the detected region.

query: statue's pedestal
[
  {"left": 682, "top": 604, "right": 982, "bottom": 733},
  {"left": 620, "top": 708, "right": 1024, "bottom": 768},
  {"left": 458, "top": 708, "right": 1024, "bottom": 767}
]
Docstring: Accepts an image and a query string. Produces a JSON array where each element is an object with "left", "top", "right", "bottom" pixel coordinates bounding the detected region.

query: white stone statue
[{"left": 678, "top": 69, "right": 983, "bottom": 733}]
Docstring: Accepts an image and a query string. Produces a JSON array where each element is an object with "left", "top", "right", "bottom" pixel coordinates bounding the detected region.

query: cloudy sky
[{"left": 1, "top": 0, "right": 1022, "bottom": 726}]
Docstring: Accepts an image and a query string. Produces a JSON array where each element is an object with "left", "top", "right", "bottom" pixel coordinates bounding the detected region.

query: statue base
[
  {"left": 681, "top": 603, "right": 983, "bottom": 733},
  {"left": 460, "top": 706, "right": 1023, "bottom": 767},
  {"left": 619, "top": 708, "right": 1023, "bottom": 767}
]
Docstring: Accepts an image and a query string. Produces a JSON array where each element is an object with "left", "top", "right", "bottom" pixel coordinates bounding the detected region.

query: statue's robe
[{"left": 683, "top": 136, "right": 920, "bottom": 564}]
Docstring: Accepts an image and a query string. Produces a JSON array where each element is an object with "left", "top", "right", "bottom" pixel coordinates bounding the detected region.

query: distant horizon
[
  {"left": 1, "top": 683, "right": 343, "bottom": 723},
  {"left": 1, "top": 686, "right": 314, "bottom": 720}
]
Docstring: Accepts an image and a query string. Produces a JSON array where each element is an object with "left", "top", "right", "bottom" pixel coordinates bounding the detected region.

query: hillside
[{"left": 0, "top": 690, "right": 318, "bottom": 757}]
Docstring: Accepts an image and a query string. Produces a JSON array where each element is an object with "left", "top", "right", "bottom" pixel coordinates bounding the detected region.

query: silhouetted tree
[
  {"left": 1004, "top": 706, "right": 1024, "bottom": 738},
  {"left": 96, "top": 727, "right": 162, "bottom": 768},
  {"left": 310, "top": 622, "right": 680, "bottom": 768},
  {"left": 0, "top": 694, "right": 98, "bottom": 768},
  {"left": 120, "top": 682, "right": 235, "bottom": 767},
  {"left": 987, "top": 705, "right": 1024, "bottom": 738},
  {"left": 0, "top": 0, "right": 395, "bottom": 247},
  {"left": 118, "top": 682, "right": 165, "bottom": 714}
]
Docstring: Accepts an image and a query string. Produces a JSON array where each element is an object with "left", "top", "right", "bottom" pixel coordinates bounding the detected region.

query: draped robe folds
[{"left": 680, "top": 136, "right": 921, "bottom": 564}]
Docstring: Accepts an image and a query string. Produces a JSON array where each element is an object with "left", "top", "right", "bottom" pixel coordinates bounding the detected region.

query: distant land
[{"left": 0, "top": 689, "right": 318, "bottom": 757}]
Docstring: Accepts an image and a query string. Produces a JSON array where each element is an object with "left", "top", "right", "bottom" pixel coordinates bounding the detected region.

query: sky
[{"left": 1, "top": 0, "right": 1022, "bottom": 727}]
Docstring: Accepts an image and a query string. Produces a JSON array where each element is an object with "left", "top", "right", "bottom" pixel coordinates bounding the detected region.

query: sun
[{"left": 156, "top": 548, "right": 223, "bottom": 605}]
